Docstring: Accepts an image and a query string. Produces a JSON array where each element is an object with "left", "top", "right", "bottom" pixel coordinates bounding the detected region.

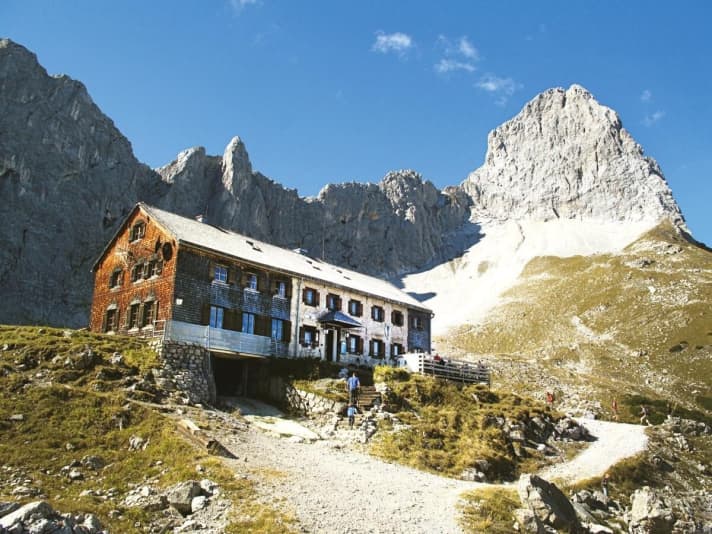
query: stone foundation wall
[
  {"left": 254, "top": 374, "right": 346, "bottom": 416},
  {"left": 150, "top": 340, "right": 216, "bottom": 405}
]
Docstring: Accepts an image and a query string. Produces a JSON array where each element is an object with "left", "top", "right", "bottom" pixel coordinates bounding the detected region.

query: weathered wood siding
[{"left": 89, "top": 209, "right": 176, "bottom": 332}]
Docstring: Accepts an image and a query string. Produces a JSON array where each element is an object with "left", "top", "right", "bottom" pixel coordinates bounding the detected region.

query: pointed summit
[{"left": 464, "top": 84, "right": 685, "bottom": 229}]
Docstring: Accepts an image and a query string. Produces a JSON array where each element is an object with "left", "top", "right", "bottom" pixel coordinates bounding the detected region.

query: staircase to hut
[{"left": 357, "top": 386, "right": 381, "bottom": 409}]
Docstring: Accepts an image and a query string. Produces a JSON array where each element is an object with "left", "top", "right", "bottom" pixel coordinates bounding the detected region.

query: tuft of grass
[
  {"left": 459, "top": 487, "right": 520, "bottom": 534},
  {"left": 371, "top": 368, "right": 562, "bottom": 481}
]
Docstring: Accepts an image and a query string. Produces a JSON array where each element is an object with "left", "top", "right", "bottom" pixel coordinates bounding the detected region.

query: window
[
  {"left": 130, "top": 221, "right": 145, "bottom": 242},
  {"left": 391, "top": 310, "right": 404, "bottom": 326},
  {"left": 131, "top": 263, "right": 144, "bottom": 283},
  {"left": 210, "top": 306, "right": 224, "bottom": 329},
  {"left": 271, "top": 318, "right": 284, "bottom": 341},
  {"left": 370, "top": 339, "right": 384, "bottom": 359},
  {"left": 347, "top": 335, "right": 363, "bottom": 354},
  {"left": 242, "top": 312, "right": 256, "bottom": 334},
  {"left": 326, "top": 293, "right": 341, "bottom": 311},
  {"left": 146, "top": 259, "right": 161, "bottom": 278},
  {"left": 214, "top": 265, "right": 228, "bottom": 283},
  {"left": 303, "top": 287, "right": 319, "bottom": 306},
  {"left": 142, "top": 300, "right": 156, "bottom": 327},
  {"left": 275, "top": 280, "right": 287, "bottom": 298},
  {"left": 128, "top": 303, "right": 140, "bottom": 329},
  {"left": 299, "top": 325, "right": 319, "bottom": 347},
  {"left": 348, "top": 299, "right": 362, "bottom": 317},
  {"left": 245, "top": 273, "right": 258, "bottom": 291},
  {"left": 391, "top": 343, "right": 404, "bottom": 358},
  {"left": 104, "top": 308, "right": 118, "bottom": 332},
  {"left": 371, "top": 305, "right": 385, "bottom": 322},
  {"left": 410, "top": 315, "right": 424, "bottom": 330},
  {"left": 109, "top": 269, "right": 123, "bottom": 289}
]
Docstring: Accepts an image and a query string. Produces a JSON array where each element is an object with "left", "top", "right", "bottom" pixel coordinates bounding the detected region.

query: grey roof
[{"left": 140, "top": 203, "right": 430, "bottom": 312}]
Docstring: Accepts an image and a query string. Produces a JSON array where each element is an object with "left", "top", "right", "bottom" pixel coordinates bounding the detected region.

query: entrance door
[{"left": 325, "top": 330, "right": 334, "bottom": 361}]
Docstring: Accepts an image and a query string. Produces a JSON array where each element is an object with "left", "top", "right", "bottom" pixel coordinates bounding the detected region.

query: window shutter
[
  {"left": 284, "top": 321, "right": 291, "bottom": 343},
  {"left": 357, "top": 337, "right": 363, "bottom": 354},
  {"left": 337, "top": 296, "right": 342, "bottom": 311},
  {"left": 208, "top": 263, "right": 214, "bottom": 281},
  {"left": 299, "top": 326, "right": 305, "bottom": 345},
  {"left": 314, "top": 290, "right": 320, "bottom": 307},
  {"left": 314, "top": 329, "right": 320, "bottom": 345},
  {"left": 201, "top": 304, "right": 210, "bottom": 326},
  {"left": 101, "top": 312, "right": 108, "bottom": 333},
  {"left": 302, "top": 288, "right": 308, "bottom": 303},
  {"left": 138, "top": 304, "right": 145, "bottom": 327},
  {"left": 227, "top": 266, "right": 236, "bottom": 285},
  {"left": 153, "top": 301, "right": 159, "bottom": 323}
]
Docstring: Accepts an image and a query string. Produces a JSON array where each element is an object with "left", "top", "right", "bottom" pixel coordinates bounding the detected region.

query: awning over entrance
[{"left": 317, "top": 310, "right": 362, "bottom": 329}]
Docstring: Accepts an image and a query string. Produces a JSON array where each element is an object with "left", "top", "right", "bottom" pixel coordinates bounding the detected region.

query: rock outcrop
[
  {"left": 463, "top": 84, "right": 685, "bottom": 228},
  {"left": 516, "top": 474, "right": 584, "bottom": 533}
]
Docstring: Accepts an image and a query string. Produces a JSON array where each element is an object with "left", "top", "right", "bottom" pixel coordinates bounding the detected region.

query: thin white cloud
[
  {"left": 435, "top": 58, "right": 476, "bottom": 73},
  {"left": 458, "top": 37, "right": 479, "bottom": 60},
  {"left": 643, "top": 110, "right": 665, "bottom": 126},
  {"left": 476, "top": 74, "right": 521, "bottom": 106},
  {"left": 640, "top": 89, "right": 653, "bottom": 103},
  {"left": 477, "top": 74, "right": 518, "bottom": 94},
  {"left": 372, "top": 32, "right": 413, "bottom": 55},
  {"left": 435, "top": 35, "right": 479, "bottom": 75},
  {"left": 229, "top": 0, "right": 258, "bottom": 14}
]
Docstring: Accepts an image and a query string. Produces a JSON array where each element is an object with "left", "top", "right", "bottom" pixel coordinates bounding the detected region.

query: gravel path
[
  {"left": 214, "top": 403, "right": 648, "bottom": 533},
  {"left": 539, "top": 418, "right": 648, "bottom": 484}
]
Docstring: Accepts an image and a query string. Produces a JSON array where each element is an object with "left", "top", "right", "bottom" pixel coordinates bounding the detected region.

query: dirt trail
[{"left": 217, "top": 402, "right": 648, "bottom": 533}]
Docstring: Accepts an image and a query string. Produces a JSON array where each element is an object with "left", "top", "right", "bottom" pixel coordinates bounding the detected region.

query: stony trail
[{"left": 213, "top": 401, "right": 648, "bottom": 534}]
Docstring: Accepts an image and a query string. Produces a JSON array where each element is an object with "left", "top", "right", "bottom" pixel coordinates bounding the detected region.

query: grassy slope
[
  {"left": 0, "top": 326, "right": 292, "bottom": 533},
  {"left": 447, "top": 222, "right": 712, "bottom": 422}
]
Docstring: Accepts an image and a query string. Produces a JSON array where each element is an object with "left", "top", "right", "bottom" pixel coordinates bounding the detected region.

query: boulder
[
  {"left": 166, "top": 480, "right": 203, "bottom": 515},
  {"left": 517, "top": 474, "right": 583, "bottom": 533},
  {"left": 629, "top": 486, "right": 674, "bottom": 534}
]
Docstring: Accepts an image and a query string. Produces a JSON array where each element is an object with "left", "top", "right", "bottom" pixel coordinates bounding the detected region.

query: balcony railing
[{"left": 163, "top": 320, "right": 272, "bottom": 358}]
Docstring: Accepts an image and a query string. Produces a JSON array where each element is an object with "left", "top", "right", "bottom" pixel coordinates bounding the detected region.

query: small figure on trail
[
  {"left": 611, "top": 398, "right": 619, "bottom": 421},
  {"left": 639, "top": 404, "right": 651, "bottom": 426},
  {"left": 347, "top": 404, "right": 357, "bottom": 429},
  {"left": 434, "top": 353, "right": 445, "bottom": 365},
  {"left": 601, "top": 472, "right": 611, "bottom": 500},
  {"left": 546, "top": 391, "right": 555, "bottom": 407},
  {"left": 346, "top": 372, "right": 360, "bottom": 406}
]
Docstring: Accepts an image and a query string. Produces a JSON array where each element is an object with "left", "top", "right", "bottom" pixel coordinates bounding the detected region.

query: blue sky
[{"left": 4, "top": 1, "right": 711, "bottom": 244}]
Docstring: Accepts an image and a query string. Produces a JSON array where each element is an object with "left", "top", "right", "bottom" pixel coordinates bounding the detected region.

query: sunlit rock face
[{"left": 463, "top": 84, "right": 684, "bottom": 228}]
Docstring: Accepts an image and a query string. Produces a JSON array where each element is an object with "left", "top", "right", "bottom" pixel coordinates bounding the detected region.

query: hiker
[
  {"left": 640, "top": 404, "right": 651, "bottom": 426},
  {"left": 601, "top": 472, "right": 611, "bottom": 500},
  {"left": 347, "top": 404, "right": 357, "bottom": 429},
  {"left": 611, "top": 398, "right": 619, "bottom": 421},
  {"left": 346, "top": 372, "right": 360, "bottom": 405},
  {"left": 546, "top": 391, "right": 554, "bottom": 407}
]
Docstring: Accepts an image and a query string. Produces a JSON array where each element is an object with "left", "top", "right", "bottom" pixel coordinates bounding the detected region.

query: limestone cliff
[{"left": 463, "top": 84, "right": 685, "bottom": 228}]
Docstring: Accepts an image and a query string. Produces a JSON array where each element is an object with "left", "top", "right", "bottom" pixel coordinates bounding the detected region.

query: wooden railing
[{"left": 412, "top": 353, "right": 490, "bottom": 386}]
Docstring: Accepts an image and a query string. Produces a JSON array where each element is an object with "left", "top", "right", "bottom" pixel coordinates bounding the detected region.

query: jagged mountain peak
[{"left": 464, "top": 84, "right": 685, "bottom": 229}]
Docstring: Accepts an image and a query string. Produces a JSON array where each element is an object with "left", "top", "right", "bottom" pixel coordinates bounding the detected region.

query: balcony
[{"left": 163, "top": 320, "right": 272, "bottom": 358}]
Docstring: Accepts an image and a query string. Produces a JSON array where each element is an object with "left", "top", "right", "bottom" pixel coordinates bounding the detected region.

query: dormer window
[{"left": 130, "top": 221, "right": 146, "bottom": 242}]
